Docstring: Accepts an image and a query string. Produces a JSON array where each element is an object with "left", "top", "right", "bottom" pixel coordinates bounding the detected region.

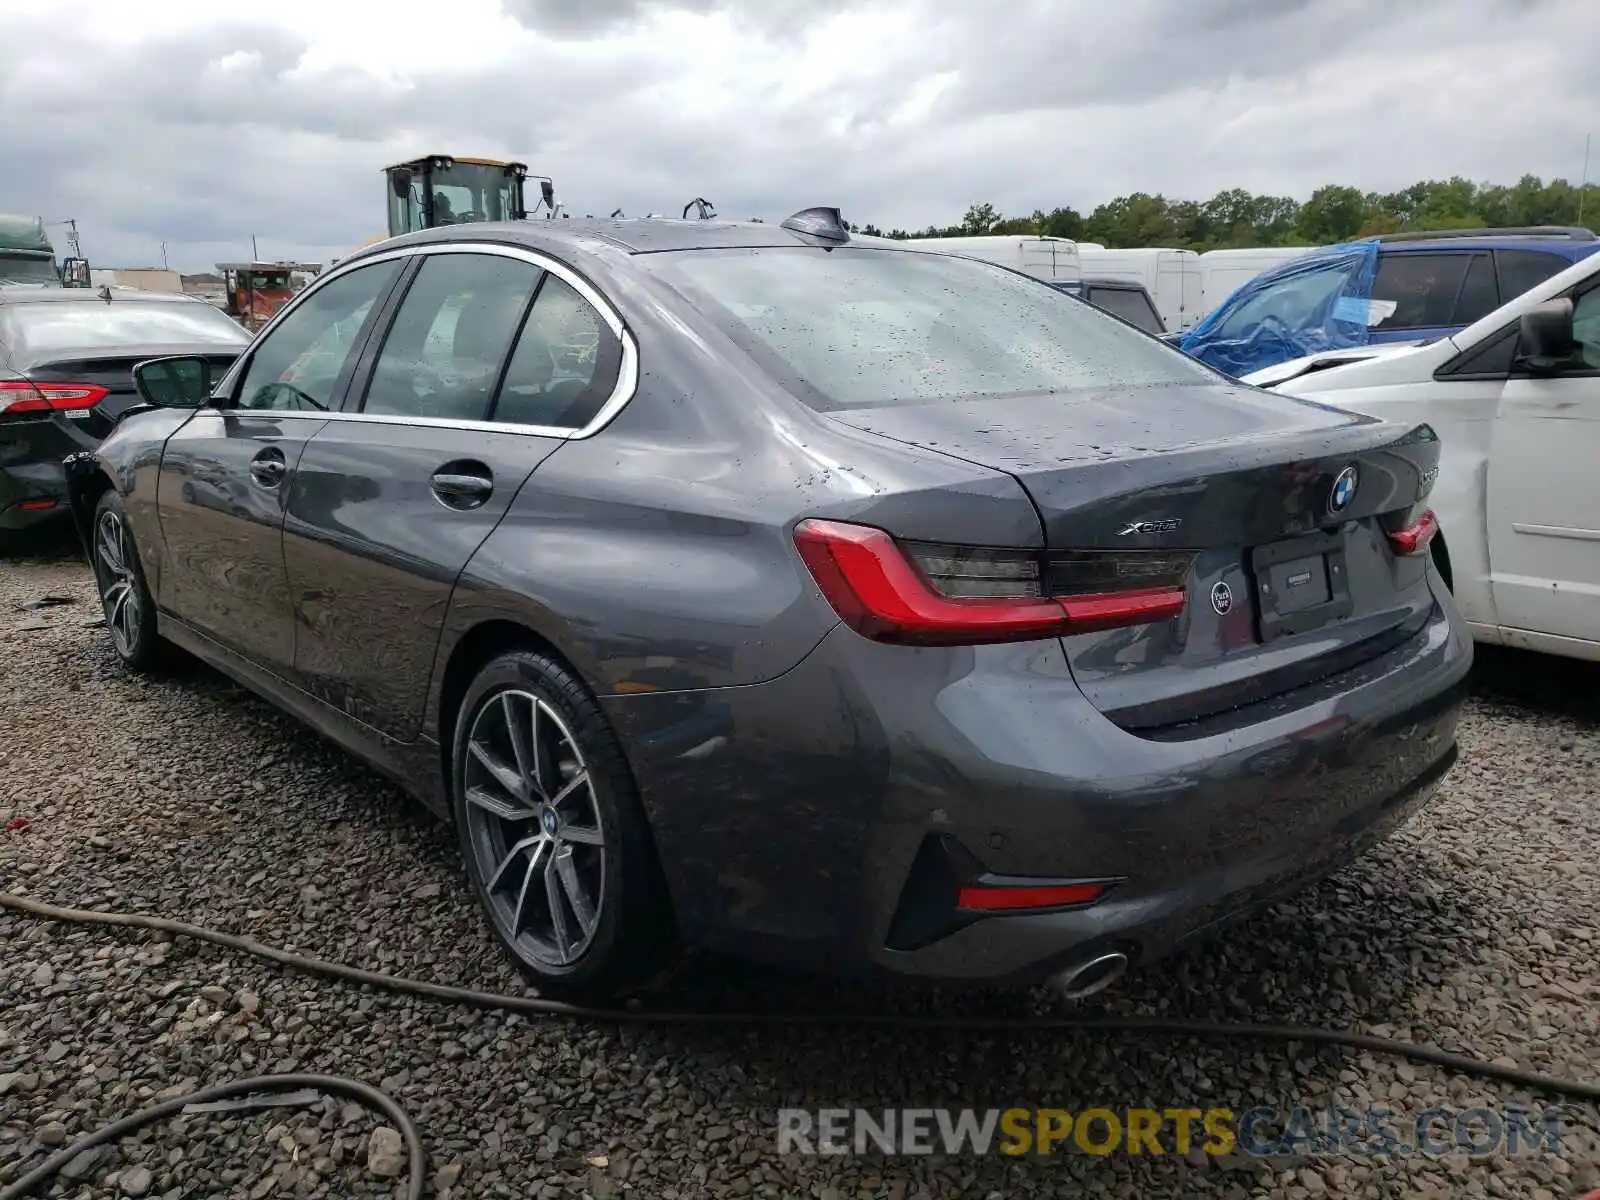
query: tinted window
[
  {"left": 1370, "top": 253, "right": 1471, "bottom": 330},
  {"left": 1087, "top": 286, "right": 1164, "bottom": 334},
  {"left": 1496, "top": 250, "right": 1571, "bottom": 304},
  {"left": 1438, "top": 324, "right": 1517, "bottom": 378},
  {"left": 1452, "top": 254, "right": 1499, "bottom": 324},
  {"left": 0, "top": 300, "right": 249, "bottom": 357},
  {"left": 491, "top": 276, "right": 623, "bottom": 429},
  {"left": 235, "top": 260, "right": 400, "bottom": 412},
  {"left": 363, "top": 253, "right": 541, "bottom": 421},
  {"left": 641, "top": 247, "right": 1214, "bottom": 412}
]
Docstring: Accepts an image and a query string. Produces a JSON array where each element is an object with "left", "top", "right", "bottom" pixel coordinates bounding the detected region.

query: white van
[
  {"left": 1078, "top": 247, "right": 1203, "bottom": 331},
  {"left": 902, "top": 236, "right": 1082, "bottom": 284},
  {"left": 1197, "top": 247, "right": 1319, "bottom": 316}
]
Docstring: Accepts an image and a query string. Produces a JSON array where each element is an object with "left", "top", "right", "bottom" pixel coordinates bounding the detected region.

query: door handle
[
  {"left": 250, "top": 449, "right": 287, "bottom": 488},
  {"left": 430, "top": 464, "right": 493, "bottom": 509}
]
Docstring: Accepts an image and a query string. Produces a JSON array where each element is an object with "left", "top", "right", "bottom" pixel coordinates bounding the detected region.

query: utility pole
[
  {"left": 160, "top": 241, "right": 169, "bottom": 270},
  {"left": 251, "top": 233, "right": 259, "bottom": 260},
  {"left": 1580, "top": 133, "right": 1592, "bottom": 224}
]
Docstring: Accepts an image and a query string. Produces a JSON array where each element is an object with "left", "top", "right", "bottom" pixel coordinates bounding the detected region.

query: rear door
[
  {"left": 156, "top": 258, "right": 404, "bottom": 671},
  {"left": 283, "top": 245, "right": 629, "bottom": 740},
  {"left": 1486, "top": 274, "right": 1600, "bottom": 646}
]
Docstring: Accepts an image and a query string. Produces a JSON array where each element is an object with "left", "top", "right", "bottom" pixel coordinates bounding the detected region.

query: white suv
[{"left": 1245, "top": 252, "right": 1600, "bottom": 663}]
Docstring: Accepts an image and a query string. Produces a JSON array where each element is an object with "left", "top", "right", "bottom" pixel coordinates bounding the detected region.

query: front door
[
  {"left": 1486, "top": 277, "right": 1600, "bottom": 647},
  {"left": 283, "top": 248, "right": 627, "bottom": 740},
  {"left": 156, "top": 258, "right": 403, "bottom": 670}
]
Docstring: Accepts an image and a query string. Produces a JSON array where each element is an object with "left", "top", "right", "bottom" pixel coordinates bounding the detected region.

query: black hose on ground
[{"left": 2, "top": 891, "right": 1597, "bottom": 1198}]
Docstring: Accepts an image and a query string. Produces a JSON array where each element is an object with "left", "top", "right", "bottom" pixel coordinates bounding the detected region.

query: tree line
[{"left": 852, "top": 175, "right": 1600, "bottom": 250}]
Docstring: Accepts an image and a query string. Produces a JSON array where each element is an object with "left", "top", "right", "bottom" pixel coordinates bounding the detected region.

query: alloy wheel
[
  {"left": 95, "top": 509, "right": 141, "bottom": 658},
  {"left": 462, "top": 689, "right": 606, "bottom": 968}
]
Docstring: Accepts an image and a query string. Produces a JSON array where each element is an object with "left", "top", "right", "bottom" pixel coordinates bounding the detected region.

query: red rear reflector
[
  {"left": 18, "top": 499, "right": 58, "bottom": 511},
  {"left": 956, "top": 881, "right": 1110, "bottom": 912},
  {"left": 793, "top": 519, "right": 1186, "bottom": 646},
  {"left": 1387, "top": 508, "right": 1438, "bottom": 557},
  {"left": 0, "top": 381, "right": 110, "bottom": 414}
]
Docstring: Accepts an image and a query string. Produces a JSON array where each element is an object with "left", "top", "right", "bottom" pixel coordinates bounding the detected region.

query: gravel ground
[{"left": 2, "top": 538, "right": 1598, "bottom": 1199}]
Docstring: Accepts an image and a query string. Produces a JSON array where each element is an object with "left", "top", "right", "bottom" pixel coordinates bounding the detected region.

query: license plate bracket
[{"left": 1251, "top": 528, "right": 1352, "bottom": 642}]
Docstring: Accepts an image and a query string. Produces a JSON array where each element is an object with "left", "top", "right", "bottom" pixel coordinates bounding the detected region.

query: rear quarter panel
[{"left": 425, "top": 261, "right": 1045, "bottom": 725}]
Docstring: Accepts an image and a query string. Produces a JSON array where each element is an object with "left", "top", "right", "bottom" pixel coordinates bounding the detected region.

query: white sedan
[{"left": 1244, "top": 253, "right": 1600, "bottom": 663}]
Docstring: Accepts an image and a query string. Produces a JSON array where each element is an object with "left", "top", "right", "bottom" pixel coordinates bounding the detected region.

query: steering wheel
[{"left": 248, "top": 381, "right": 326, "bottom": 412}]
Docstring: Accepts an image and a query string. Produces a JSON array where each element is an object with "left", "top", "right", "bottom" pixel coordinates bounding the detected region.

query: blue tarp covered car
[{"left": 1179, "top": 241, "right": 1382, "bottom": 378}]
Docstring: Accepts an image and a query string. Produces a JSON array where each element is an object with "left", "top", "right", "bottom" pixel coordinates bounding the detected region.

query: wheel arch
[
  {"left": 434, "top": 619, "right": 591, "bottom": 813},
  {"left": 63, "top": 452, "right": 116, "bottom": 560}
]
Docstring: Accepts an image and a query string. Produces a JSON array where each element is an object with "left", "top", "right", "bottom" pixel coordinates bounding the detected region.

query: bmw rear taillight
[
  {"left": 1386, "top": 508, "right": 1438, "bottom": 557},
  {"left": 0, "top": 381, "right": 111, "bottom": 415},
  {"left": 793, "top": 519, "right": 1193, "bottom": 646}
]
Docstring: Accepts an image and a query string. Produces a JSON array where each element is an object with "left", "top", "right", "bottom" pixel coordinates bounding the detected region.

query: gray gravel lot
[{"left": 2, "top": 539, "right": 1598, "bottom": 1199}]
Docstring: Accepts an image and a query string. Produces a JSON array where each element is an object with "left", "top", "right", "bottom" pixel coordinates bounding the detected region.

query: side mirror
[
  {"left": 1517, "top": 298, "right": 1576, "bottom": 373},
  {"left": 61, "top": 257, "right": 91, "bottom": 288},
  {"left": 540, "top": 179, "right": 555, "bottom": 208},
  {"left": 133, "top": 355, "right": 213, "bottom": 409},
  {"left": 389, "top": 168, "right": 413, "bottom": 199}
]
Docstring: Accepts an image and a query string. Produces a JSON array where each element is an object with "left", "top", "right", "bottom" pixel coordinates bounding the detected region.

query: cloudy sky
[{"left": 1, "top": 0, "right": 1593, "bottom": 272}]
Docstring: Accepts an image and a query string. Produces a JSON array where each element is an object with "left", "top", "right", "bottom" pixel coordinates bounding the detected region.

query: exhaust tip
[{"left": 1051, "top": 950, "right": 1129, "bottom": 1000}]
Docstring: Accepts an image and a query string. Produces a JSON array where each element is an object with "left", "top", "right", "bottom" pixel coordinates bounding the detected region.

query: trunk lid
[
  {"left": 22, "top": 345, "right": 243, "bottom": 439},
  {"left": 827, "top": 382, "right": 1442, "bottom": 735}
]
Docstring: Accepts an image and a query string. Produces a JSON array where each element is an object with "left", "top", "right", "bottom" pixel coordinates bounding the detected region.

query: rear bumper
[
  {"left": 0, "top": 417, "right": 94, "bottom": 531},
  {"left": 604, "top": 584, "right": 1472, "bottom": 982}
]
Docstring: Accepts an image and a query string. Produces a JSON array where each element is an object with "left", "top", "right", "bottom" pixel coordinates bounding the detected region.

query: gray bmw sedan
[{"left": 66, "top": 208, "right": 1470, "bottom": 999}]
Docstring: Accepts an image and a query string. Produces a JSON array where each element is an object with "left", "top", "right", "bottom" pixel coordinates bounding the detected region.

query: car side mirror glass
[
  {"left": 389, "top": 168, "right": 413, "bottom": 199},
  {"left": 1516, "top": 298, "right": 1576, "bottom": 373},
  {"left": 133, "top": 355, "right": 212, "bottom": 408}
]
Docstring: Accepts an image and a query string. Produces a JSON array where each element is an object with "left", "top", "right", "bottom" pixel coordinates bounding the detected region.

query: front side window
[
  {"left": 1370, "top": 252, "right": 1471, "bottom": 331},
  {"left": 491, "top": 275, "right": 623, "bottom": 429},
  {"left": 1529, "top": 285, "right": 1600, "bottom": 373},
  {"left": 640, "top": 246, "right": 1216, "bottom": 412},
  {"left": 1209, "top": 263, "right": 1353, "bottom": 340},
  {"left": 233, "top": 260, "right": 401, "bottom": 412},
  {"left": 362, "top": 253, "right": 541, "bottom": 421}
]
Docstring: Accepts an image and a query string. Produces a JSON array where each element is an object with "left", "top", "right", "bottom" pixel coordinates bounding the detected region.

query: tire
[
  {"left": 90, "top": 490, "right": 164, "bottom": 671},
  {"left": 450, "top": 649, "right": 676, "bottom": 999}
]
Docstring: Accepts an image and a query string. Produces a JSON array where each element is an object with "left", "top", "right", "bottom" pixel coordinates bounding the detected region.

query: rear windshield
[
  {"left": 640, "top": 246, "right": 1215, "bottom": 411},
  {"left": 0, "top": 300, "right": 249, "bottom": 357}
]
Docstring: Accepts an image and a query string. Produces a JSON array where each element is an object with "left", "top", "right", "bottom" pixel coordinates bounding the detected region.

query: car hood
[{"left": 1241, "top": 339, "right": 1435, "bottom": 393}]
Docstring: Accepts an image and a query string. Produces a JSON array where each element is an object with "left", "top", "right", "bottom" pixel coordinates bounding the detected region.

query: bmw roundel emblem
[
  {"left": 1328, "top": 465, "right": 1359, "bottom": 515},
  {"left": 1210, "top": 581, "right": 1233, "bottom": 616}
]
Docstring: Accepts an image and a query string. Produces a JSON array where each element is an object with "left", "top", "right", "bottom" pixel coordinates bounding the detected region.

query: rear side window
[
  {"left": 1370, "top": 253, "right": 1471, "bottom": 330},
  {"left": 491, "top": 276, "right": 623, "bottom": 429},
  {"left": 1452, "top": 254, "right": 1500, "bottom": 324},
  {"left": 1087, "top": 286, "right": 1164, "bottom": 334},
  {"left": 1495, "top": 250, "right": 1572, "bottom": 304},
  {"left": 0, "top": 300, "right": 249, "bottom": 357},
  {"left": 641, "top": 246, "right": 1215, "bottom": 412},
  {"left": 362, "top": 253, "right": 542, "bottom": 422}
]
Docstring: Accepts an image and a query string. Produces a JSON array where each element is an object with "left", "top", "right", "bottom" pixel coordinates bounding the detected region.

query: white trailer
[
  {"left": 1197, "top": 247, "right": 1319, "bottom": 316},
  {"left": 902, "top": 235, "right": 1082, "bottom": 283},
  {"left": 1077, "top": 247, "right": 1203, "bottom": 331}
]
